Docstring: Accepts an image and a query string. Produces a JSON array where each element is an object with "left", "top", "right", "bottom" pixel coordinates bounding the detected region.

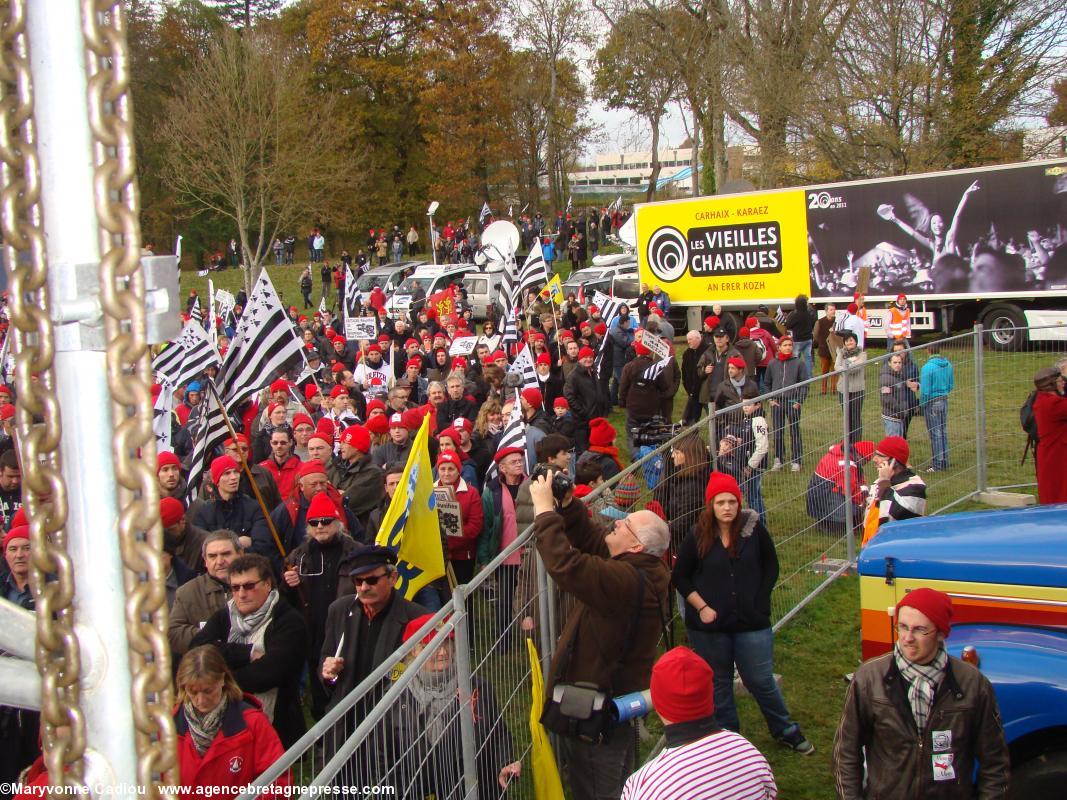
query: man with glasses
[
  {"left": 282, "top": 493, "right": 364, "bottom": 719},
  {"left": 190, "top": 553, "right": 309, "bottom": 748},
  {"left": 270, "top": 461, "right": 363, "bottom": 572},
  {"left": 833, "top": 588, "right": 1008, "bottom": 799},
  {"left": 168, "top": 529, "right": 242, "bottom": 659},
  {"left": 319, "top": 545, "right": 427, "bottom": 712}
]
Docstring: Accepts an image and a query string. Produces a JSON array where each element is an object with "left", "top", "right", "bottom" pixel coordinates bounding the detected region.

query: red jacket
[
  {"left": 750, "top": 327, "right": 777, "bottom": 367},
  {"left": 175, "top": 695, "right": 290, "bottom": 799},
  {"left": 814, "top": 443, "right": 865, "bottom": 506},
  {"left": 260, "top": 455, "right": 301, "bottom": 501},
  {"left": 439, "top": 478, "right": 484, "bottom": 561},
  {"left": 1034, "top": 390, "right": 1067, "bottom": 504}
]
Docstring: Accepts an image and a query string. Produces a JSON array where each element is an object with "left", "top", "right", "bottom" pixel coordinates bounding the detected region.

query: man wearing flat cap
[
  {"left": 1032, "top": 365, "right": 1067, "bottom": 503},
  {"left": 318, "top": 544, "right": 427, "bottom": 709},
  {"left": 833, "top": 588, "right": 1009, "bottom": 799}
]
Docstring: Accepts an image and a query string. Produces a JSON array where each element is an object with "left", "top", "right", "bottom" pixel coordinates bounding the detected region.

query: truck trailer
[{"left": 633, "top": 159, "right": 1067, "bottom": 349}]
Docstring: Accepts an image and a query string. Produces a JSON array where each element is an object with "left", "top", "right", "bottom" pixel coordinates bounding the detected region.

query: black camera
[
  {"left": 531, "top": 462, "right": 574, "bottom": 502},
  {"left": 631, "top": 416, "right": 678, "bottom": 448}
]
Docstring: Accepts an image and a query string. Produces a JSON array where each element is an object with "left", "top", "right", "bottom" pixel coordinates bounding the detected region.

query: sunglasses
[
  {"left": 353, "top": 572, "right": 389, "bottom": 587},
  {"left": 307, "top": 517, "right": 336, "bottom": 528},
  {"left": 229, "top": 578, "right": 265, "bottom": 593}
]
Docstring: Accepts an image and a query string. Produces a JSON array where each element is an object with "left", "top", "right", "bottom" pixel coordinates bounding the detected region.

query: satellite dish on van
[
  {"left": 617, "top": 215, "right": 636, "bottom": 248},
  {"left": 480, "top": 220, "right": 521, "bottom": 263}
]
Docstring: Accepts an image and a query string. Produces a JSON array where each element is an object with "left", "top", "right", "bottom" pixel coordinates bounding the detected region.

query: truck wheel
[
  {"left": 982, "top": 305, "right": 1026, "bottom": 352},
  {"left": 1010, "top": 748, "right": 1067, "bottom": 799}
]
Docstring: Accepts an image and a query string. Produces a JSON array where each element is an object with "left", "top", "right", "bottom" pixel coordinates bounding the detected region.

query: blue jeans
[
  {"left": 925, "top": 397, "right": 949, "bottom": 470},
  {"left": 687, "top": 626, "right": 798, "bottom": 738},
  {"left": 772, "top": 403, "right": 803, "bottom": 464},
  {"left": 742, "top": 470, "right": 765, "bottom": 522},
  {"left": 882, "top": 416, "right": 905, "bottom": 438},
  {"left": 793, "top": 339, "right": 813, "bottom": 375}
]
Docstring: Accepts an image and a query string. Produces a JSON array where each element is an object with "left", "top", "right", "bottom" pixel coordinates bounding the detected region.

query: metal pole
[
  {"left": 428, "top": 214, "right": 437, "bottom": 265},
  {"left": 535, "top": 549, "right": 552, "bottom": 677},
  {"left": 450, "top": 584, "right": 480, "bottom": 799},
  {"left": 974, "top": 324, "right": 987, "bottom": 494},
  {"left": 26, "top": 0, "right": 140, "bottom": 788},
  {"left": 842, "top": 364, "right": 855, "bottom": 564}
]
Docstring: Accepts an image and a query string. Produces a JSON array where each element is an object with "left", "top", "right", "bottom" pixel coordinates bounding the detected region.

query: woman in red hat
[
  {"left": 433, "top": 451, "right": 484, "bottom": 584},
  {"left": 673, "top": 471, "right": 814, "bottom": 755}
]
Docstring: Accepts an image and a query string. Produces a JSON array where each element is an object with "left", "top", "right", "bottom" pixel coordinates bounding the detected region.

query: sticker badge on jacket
[
  {"left": 932, "top": 752, "right": 955, "bottom": 781},
  {"left": 932, "top": 729, "right": 952, "bottom": 752}
]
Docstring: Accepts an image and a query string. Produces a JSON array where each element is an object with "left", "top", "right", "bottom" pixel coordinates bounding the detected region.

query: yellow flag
[
  {"left": 526, "top": 639, "right": 565, "bottom": 799},
  {"left": 547, "top": 273, "right": 564, "bottom": 305},
  {"left": 374, "top": 414, "right": 445, "bottom": 599}
]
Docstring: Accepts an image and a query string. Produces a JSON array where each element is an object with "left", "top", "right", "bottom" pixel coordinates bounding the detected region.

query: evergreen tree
[{"left": 203, "top": 0, "right": 281, "bottom": 28}]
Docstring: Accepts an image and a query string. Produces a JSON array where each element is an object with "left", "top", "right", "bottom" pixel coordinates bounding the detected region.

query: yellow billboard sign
[{"left": 635, "top": 190, "right": 813, "bottom": 304}]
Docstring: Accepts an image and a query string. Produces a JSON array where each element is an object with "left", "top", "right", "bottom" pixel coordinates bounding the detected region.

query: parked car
[
  {"left": 386, "top": 263, "right": 480, "bottom": 319},
  {"left": 355, "top": 262, "right": 424, "bottom": 306},
  {"left": 461, "top": 271, "right": 505, "bottom": 321}
]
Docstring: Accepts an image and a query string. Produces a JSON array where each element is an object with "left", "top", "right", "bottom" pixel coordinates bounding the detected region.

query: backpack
[
  {"left": 752, "top": 336, "right": 767, "bottom": 363},
  {"left": 1020, "top": 390, "right": 1039, "bottom": 464}
]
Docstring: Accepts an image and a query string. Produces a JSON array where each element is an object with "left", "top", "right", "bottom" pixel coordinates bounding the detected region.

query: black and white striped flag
[
  {"left": 593, "top": 294, "right": 624, "bottom": 379},
  {"left": 190, "top": 296, "right": 203, "bottom": 325},
  {"left": 566, "top": 196, "right": 573, "bottom": 213},
  {"left": 641, "top": 355, "right": 672, "bottom": 382},
  {"left": 487, "top": 396, "right": 528, "bottom": 480},
  {"left": 153, "top": 380, "right": 174, "bottom": 453},
  {"left": 215, "top": 270, "right": 303, "bottom": 411},
  {"left": 152, "top": 321, "right": 220, "bottom": 387},
  {"left": 186, "top": 385, "right": 229, "bottom": 500},
  {"left": 479, "top": 201, "right": 492, "bottom": 225},
  {"left": 508, "top": 345, "right": 539, "bottom": 389},
  {"left": 517, "top": 238, "right": 549, "bottom": 297},
  {"left": 775, "top": 306, "right": 787, "bottom": 327},
  {"left": 344, "top": 265, "right": 360, "bottom": 319}
]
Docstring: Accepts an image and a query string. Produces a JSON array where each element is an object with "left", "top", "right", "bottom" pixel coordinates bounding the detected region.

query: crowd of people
[{"left": 3, "top": 252, "right": 1063, "bottom": 799}]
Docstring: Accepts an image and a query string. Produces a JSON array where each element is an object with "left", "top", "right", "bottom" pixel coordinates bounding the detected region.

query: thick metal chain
[
  {"left": 81, "top": 1, "right": 176, "bottom": 790},
  {"left": 0, "top": 0, "right": 85, "bottom": 783}
]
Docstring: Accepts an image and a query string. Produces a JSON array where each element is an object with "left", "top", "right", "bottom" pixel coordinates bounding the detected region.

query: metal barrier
[{"left": 247, "top": 322, "right": 1066, "bottom": 797}]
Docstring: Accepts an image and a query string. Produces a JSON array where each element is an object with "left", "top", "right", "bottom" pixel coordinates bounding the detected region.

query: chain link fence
[{"left": 247, "top": 323, "right": 1066, "bottom": 798}]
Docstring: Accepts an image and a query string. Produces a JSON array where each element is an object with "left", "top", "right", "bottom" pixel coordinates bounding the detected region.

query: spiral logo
[{"left": 646, "top": 226, "right": 689, "bottom": 282}]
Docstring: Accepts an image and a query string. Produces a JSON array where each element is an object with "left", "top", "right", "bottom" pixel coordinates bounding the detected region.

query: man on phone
[{"left": 869, "top": 436, "right": 927, "bottom": 530}]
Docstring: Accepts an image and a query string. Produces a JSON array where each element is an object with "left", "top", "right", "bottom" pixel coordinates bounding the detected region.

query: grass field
[{"left": 184, "top": 260, "right": 1064, "bottom": 798}]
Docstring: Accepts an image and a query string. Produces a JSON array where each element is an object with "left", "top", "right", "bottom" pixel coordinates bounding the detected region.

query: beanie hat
[
  {"left": 875, "top": 435, "right": 909, "bottom": 465},
  {"left": 847, "top": 303, "right": 859, "bottom": 314},
  {"left": 704, "top": 470, "right": 742, "bottom": 504},
  {"left": 307, "top": 491, "right": 341, "bottom": 522},
  {"left": 493, "top": 446, "right": 525, "bottom": 464},
  {"left": 159, "top": 497, "right": 185, "bottom": 528},
  {"left": 703, "top": 315, "right": 720, "bottom": 330},
  {"left": 452, "top": 417, "right": 472, "bottom": 433},
  {"left": 594, "top": 323, "right": 607, "bottom": 336},
  {"left": 156, "top": 450, "right": 181, "bottom": 475},
  {"left": 553, "top": 397, "right": 569, "bottom": 410},
  {"left": 304, "top": 384, "right": 320, "bottom": 400},
  {"left": 298, "top": 460, "right": 327, "bottom": 480},
  {"left": 634, "top": 341, "right": 650, "bottom": 357},
  {"left": 316, "top": 417, "right": 336, "bottom": 436},
  {"left": 727, "top": 357, "right": 747, "bottom": 371},
  {"left": 436, "top": 451, "right": 462, "bottom": 470},
  {"left": 210, "top": 455, "right": 240, "bottom": 486},
  {"left": 650, "top": 647, "right": 715, "bottom": 723},
  {"left": 223, "top": 433, "right": 249, "bottom": 448},
  {"left": 388, "top": 412, "right": 405, "bottom": 429},
  {"left": 589, "top": 304, "right": 600, "bottom": 315},
  {"left": 329, "top": 385, "right": 347, "bottom": 399},
  {"left": 437, "top": 427, "right": 461, "bottom": 445},
  {"left": 854, "top": 441, "right": 876, "bottom": 462},
  {"left": 648, "top": 302, "right": 660, "bottom": 314},
  {"left": 744, "top": 317, "right": 757, "bottom": 329},
  {"left": 331, "top": 363, "right": 345, "bottom": 374},
  {"left": 521, "top": 388, "right": 543, "bottom": 408},
  {"left": 896, "top": 587, "right": 953, "bottom": 637},
  {"left": 306, "top": 433, "right": 332, "bottom": 451},
  {"left": 9, "top": 508, "right": 26, "bottom": 529},
  {"left": 2, "top": 525, "right": 30, "bottom": 553},
  {"left": 339, "top": 425, "right": 371, "bottom": 453},
  {"left": 401, "top": 613, "right": 454, "bottom": 645},
  {"left": 588, "top": 417, "right": 616, "bottom": 447},
  {"left": 292, "top": 413, "right": 314, "bottom": 430},
  {"left": 270, "top": 379, "right": 288, "bottom": 394},
  {"left": 536, "top": 353, "right": 551, "bottom": 367},
  {"left": 853, "top": 292, "right": 863, "bottom": 301},
  {"left": 578, "top": 346, "right": 596, "bottom": 360},
  {"left": 407, "top": 356, "right": 423, "bottom": 369},
  {"left": 402, "top": 408, "right": 424, "bottom": 431},
  {"left": 613, "top": 473, "right": 640, "bottom": 507},
  {"left": 0, "top": 404, "right": 14, "bottom": 421},
  {"left": 491, "top": 350, "right": 508, "bottom": 362},
  {"left": 266, "top": 402, "right": 283, "bottom": 418},
  {"left": 366, "top": 399, "right": 387, "bottom": 417},
  {"left": 405, "top": 338, "right": 419, "bottom": 348},
  {"left": 366, "top": 414, "right": 389, "bottom": 435}
]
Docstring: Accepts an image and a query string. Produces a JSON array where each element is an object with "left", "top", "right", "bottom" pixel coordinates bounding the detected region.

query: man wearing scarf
[
  {"left": 832, "top": 588, "right": 1009, "bottom": 799},
  {"left": 190, "top": 553, "right": 309, "bottom": 749},
  {"left": 622, "top": 647, "right": 776, "bottom": 799}
]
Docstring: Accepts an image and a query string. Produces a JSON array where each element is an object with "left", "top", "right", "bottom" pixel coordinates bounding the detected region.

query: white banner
[
  {"left": 448, "top": 337, "right": 478, "bottom": 357},
  {"left": 345, "top": 316, "right": 378, "bottom": 342},
  {"left": 591, "top": 290, "right": 611, "bottom": 311},
  {"left": 643, "top": 333, "right": 670, "bottom": 361}
]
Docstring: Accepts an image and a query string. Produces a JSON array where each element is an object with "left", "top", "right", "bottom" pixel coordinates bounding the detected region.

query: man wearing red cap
[
  {"left": 622, "top": 647, "right": 777, "bottom": 799},
  {"left": 328, "top": 425, "right": 384, "bottom": 531},
  {"left": 371, "top": 412, "right": 413, "bottom": 468},
  {"left": 160, "top": 496, "right": 208, "bottom": 572},
  {"left": 833, "top": 588, "right": 1009, "bottom": 798},
  {"left": 563, "top": 345, "right": 609, "bottom": 451},
  {"left": 2, "top": 525, "right": 31, "bottom": 608},
  {"left": 712, "top": 357, "right": 758, "bottom": 432},
  {"left": 271, "top": 460, "right": 362, "bottom": 562},
  {"left": 223, "top": 434, "right": 282, "bottom": 513},
  {"left": 353, "top": 344, "right": 392, "bottom": 398},
  {"left": 190, "top": 455, "right": 271, "bottom": 557},
  {"left": 865, "top": 436, "right": 926, "bottom": 541}
]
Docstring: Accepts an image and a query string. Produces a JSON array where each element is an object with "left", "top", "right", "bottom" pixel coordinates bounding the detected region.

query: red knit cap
[
  {"left": 210, "top": 455, "right": 240, "bottom": 486},
  {"left": 453, "top": 417, "right": 472, "bottom": 433},
  {"left": 521, "top": 388, "right": 543, "bottom": 408},
  {"left": 847, "top": 303, "right": 858, "bottom": 314},
  {"left": 297, "top": 460, "right": 327, "bottom": 479},
  {"left": 553, "top": 397, "right": 569, "bottom": 409},
  {"left": 306, "top": 433, "right": 332, "bottom": 451},
  {"left": 594, "top": 323, "right": 607, "bottom": 336},
  {"left": 744, "top": 316, "right": 758, "bottom": 328},
  {"left": 738, "top": 327, "right": 750, "bottom": 339},
  {"left": 366, "top": 414, "right": 390, "bottom": 435},
  {"left": 339, "top": 425, "right": 371, "bottom": 453},
  {"left": 578, "top": 346, "right": 596, "bottom": 360},
  {"left": 634, "top": 341, "right": 650, "bottom": 357},
  {"left": 650, "top": 647, "right": 714, "bottom": 723},
  {"left": 704, "top": 315, "right": 720, "bottom": 330},
  {"left": 588, "top": 417, "right": 616, "bottom": 447},
  {"left": 436, "top": 451, "right": 462, "bottom": 470},
  {"left": 854, "top": 441, "right": 876, "bottom": 462},
  {"left": 307, "top": 491, "right": 341, "bottom": 522},
  {"left": 493, "top": 446, "right": 525, "bottom": 464},
  {"left": 402, "top": 408, "right": 424, "bottom": 431},
  {"left": 329, "top": 385, "right": 347, "bottom": 399},
  {"left": 270, "top": 379, "right": 288, "bottom": 394},
  {"left": 316, "top": 418, "right": 336, "bottom": 436},
  {"left": 896, "top": 588, "right": 953, "bottom": 637},
  {"left": 292, "top": 413, "right": 314, "bottom": 430},
  {"left": 331, "top": 363, "right": 346, "bottom": 374},
  {"left": 401, "top": 613, "right": 454, "bottom": 645},
  {"left": 156, "top": 450, "right": 181, "bottom": 475},
  {"left": 536, "top": 353, "right": 551, "bottom": 367},
  {"left": 727, "top": 357, "right": 746, "bottom": 371},
  {"left": 304, "top": 384, "right": 320, "bottom": 400},
  {"left": 704, "top": 471, "right": 742, "bottom": 504},
  {"left": 876, "top": 435, "right": 909, "bottom": 465},
  {"left": 366, "top": 399, "right": 387, "bottom": 416},
  {"left": 491, "top": 350, "right": 507, "bottom": 362},
  {"left": 2, "top": 525, "right": 30, "bottom": 553},
  {"left": 437, "top": 427, "right": 461, "bottom": 445},
  {"left": 159, "top": 497, "right": 185, "bottom": 528}
]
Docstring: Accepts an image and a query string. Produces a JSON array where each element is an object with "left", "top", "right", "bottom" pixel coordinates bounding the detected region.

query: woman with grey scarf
[
  {"left": 174, "top": 645, "right": 290, "bottom": 795},
  {"left": 385, "top": 614, "right": 521, "bottom": 798}
]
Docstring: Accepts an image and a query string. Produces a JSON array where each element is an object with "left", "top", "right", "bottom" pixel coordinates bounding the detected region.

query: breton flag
[
  {"left": 479, "top": 202, "right": 492, "bottom": 226},
  {"left": 565, "top": 196, "right": 572, "bottom": 213},
  {"left": 343, "top": 265, "right": 360, "bottom": 319},
  {"left": 508, "top": 345, "right": 539, "bottom": 389},
  {"left": 215, "top": 270, "right": 303, "bottom": 411},
  {"left": 319, "top": 295, "right": 328, "bottom": 316},
  {"left": 775, "top": 306, "right": 787, "bottom": 326},
  {"left": 189, "top": 296, "right": 203, "bottom": 325},
  {"left": 152, "top": 380, "right": 174, "bottom": 453},
  {"left": 517, "top": 238, "right": 550, "bottom": 297},
  {"left": 610, "top": 196, "right": 622, "bottom": 213},
  {"left": 593, "top": 293, "right": 624, "bottom": 379},
  {"left": 487, "top": 396, "right": 528, "bottom": 479},
  {"left": 641, "top": 355, "right": 672, "bottom": 382},
  {"left": 185, "top": 385, "right": 230, "bottom": 500},
  {"left": 152, "top": 321, "right": 220, "bottom": 387},
  {"left": 375, "top": 414, "right": 446, "bottom": 599}
]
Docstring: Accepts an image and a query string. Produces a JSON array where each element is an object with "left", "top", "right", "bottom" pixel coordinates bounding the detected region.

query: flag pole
[{"left": 207, "top": 381, "right": 288, "bottom": 560}]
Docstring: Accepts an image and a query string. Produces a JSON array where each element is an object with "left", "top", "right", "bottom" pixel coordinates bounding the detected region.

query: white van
[
  {"left": 386, "top": 263, "right": 479, "bottom": 318},
  {"left": 461, "top": 271, "right": 505, "bottom": 320},
  {"left": 355, "top": 262, "right": 424, "bottom": 305}
]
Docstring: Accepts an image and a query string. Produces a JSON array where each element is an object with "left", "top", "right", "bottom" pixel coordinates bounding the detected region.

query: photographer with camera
[
  {"left": 619, "top": 338, "right": 674, "bottom": 452},
  {"left": 530, "top": 469, "right": 670, "bottom": 800}
]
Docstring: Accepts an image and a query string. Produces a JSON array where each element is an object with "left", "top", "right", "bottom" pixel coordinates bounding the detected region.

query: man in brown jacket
[
  {"left": 832, "top": 587, "right": 1009, "bottom": 799},
  {"left": 168, "top": 529, "right": 242, "bottom": 659},
  {"left": 530, "top": 472, "right": 670, "bottom": 800}
]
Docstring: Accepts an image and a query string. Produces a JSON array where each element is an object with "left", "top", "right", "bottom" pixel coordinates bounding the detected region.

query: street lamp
[{"left": 427, "top": 200, "right": 439, "bottom": 265}]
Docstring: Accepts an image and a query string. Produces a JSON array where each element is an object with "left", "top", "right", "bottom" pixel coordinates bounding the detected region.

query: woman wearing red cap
[
  {"left": 673, "top": 471, "right": 814, "bottom": 754},
  {"left": 386, "top": 614, "right": 520, "bottom": 795},
  {"left": 434, "top": 451, "right": 484, "bottom": 584}
]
